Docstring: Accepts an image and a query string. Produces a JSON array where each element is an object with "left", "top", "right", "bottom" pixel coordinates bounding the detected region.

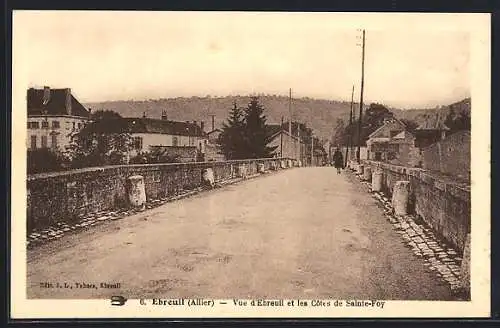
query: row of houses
[
  {"left": 26, "top": 86, "right": 224, "bottom": 163},
  {"left": 363, "top": 116, "right": 470, "bottom": 180},
  {"left": 27, "top": 86, "right": 322, "bottom": 165}
]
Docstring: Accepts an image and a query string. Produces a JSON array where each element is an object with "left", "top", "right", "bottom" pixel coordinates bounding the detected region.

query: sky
[{"left": 14, "top": 11, "right": 473, "bottom": 109}]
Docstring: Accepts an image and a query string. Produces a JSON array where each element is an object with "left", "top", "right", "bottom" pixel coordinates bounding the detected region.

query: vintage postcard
[{"left": 11, "top": 11, "right": 490, "bottom": 318}]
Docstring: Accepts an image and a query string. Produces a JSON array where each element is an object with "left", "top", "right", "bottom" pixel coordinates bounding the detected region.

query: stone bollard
[
  {"left": 280, "top": 160, "right": 286, "bottom": 169},
  {"left": 270, "top": 161, "right": 277, "bottom": 171},
  {"left": 372, "top": 169, "right": 383, "bottom": 192},
  {"left": 392, "top": 180, "right": 411, "bottom": 216},
  {"left": 460, "top": 233, "right": 471, "bottom": 296},
  {"left": 356, "top": 164, "right": 364, "bottom": 176},
  {"left": 257, "top": 163, "right": 265, "bottom": 173},
  {"left": 363, "top": 166, "right": 372, "bottom": 181},
  {"left": 287, "top": 159, "right": 292, "bottom": 168},
  {"left": 202, "top": 168, "right": 215, "bottom": 188},
  {"left": 238, "top": 164, "right": 248, "bottom": 178},
  {"left": 127, "top": 175, "right": 146, "bottom": 207}
]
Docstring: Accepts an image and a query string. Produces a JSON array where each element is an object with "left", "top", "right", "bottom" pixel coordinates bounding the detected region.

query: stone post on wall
[
  {"left": 460, "top": 233, "right": 471, "bottom": 297},
  {"left": 372, "top": 169, "right": 383, "bottom": 192},
  {"left": 363, "top": 166, "right": 372, "bottom": 182},
  {"left": 257, "top": 163, "right": 265, "bottom": 174},
  {"left": 356, "top": 164, "right": 364, "bottom": 176},
  {"left": 392, "top": 180, "right": 410, "bottom": 216},
  {"left": 127, "top": 175, "right": 146, "bottom": 208}
]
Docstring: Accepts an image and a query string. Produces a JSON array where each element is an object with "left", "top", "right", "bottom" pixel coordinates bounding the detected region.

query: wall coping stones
[
  {"left": 28, "top": 157, "right": 293, "bottom": 182},
  {"left": 364, "top": 160, "right": 470, "bottom": 203}
]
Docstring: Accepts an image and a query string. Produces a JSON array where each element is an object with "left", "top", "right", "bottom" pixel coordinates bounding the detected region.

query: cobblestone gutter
[{"left": 351, "top": 167, "right": 469, "bottom": 299}]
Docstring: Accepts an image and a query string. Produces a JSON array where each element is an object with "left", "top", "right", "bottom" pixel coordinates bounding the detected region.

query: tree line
[
  {"left": 27, "top": 97, "right": 283, "bottom": 174},
  {"left": 331, "top": 102, "right": 471, "bottom": 147}
]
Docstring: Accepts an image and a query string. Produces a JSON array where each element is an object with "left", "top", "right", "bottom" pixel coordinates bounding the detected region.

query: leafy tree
[
  {"left": 400, "top": 119, "right": 419, "bottom": 132},
  {"left": 242, "top": 97, "right": 278, "bottom": 158},
  {"left": 218, "top": 101, "right": 246, "bottom": 160},
  {"left": 27, "top": 148, "right": 69, "bottom": 174},
  {"left": 444, "top": 108, "right": 470, "bottom": 132},
  {"left": 66, "top": 118, "right": 133, "bottom": 168},
  {"left": 332, "top": 118, "right": 346, "bottom": 147},
  {"left": 129, "top": 148, "right": 180, "bottom": 164},
  {"left": 91, "top": 110, "right": 122, "bottom": 121}
]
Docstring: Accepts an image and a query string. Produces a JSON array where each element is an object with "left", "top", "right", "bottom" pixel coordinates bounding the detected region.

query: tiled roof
[
  {"left": 27, "top": 88, "right": 91, "bottom": 118},
  {"left": 84, "top": 117, "right": 206, "bottom": 137}
]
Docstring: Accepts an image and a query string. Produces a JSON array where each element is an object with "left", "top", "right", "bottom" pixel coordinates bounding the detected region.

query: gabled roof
[
  {"left": 27, "top": 88, "right": 91, "bottom": 118},
  {"left": 367, "top": 117, "right": 407, "bottom": 139},
  {"left": 267, "top": 124, "right": 301, "bottom": 142},
  {"left": 84, "top": 118, "right": 206, "bottom": 137},
  {"left": 393, "top": 130, "right": 414, "bottom": 139},
  {"left": 207, "top": 128, "right": 222, "bottom": 135}
]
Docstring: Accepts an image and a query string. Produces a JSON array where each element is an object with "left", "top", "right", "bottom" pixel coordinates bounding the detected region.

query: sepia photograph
[{"left": 10, "top": 11, "right": 490, "bottom": 318}]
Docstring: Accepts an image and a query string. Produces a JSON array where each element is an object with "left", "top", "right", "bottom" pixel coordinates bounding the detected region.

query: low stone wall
[
  {"left": 27, "top": 158, "right": 297, "bottom": 233},
  {"left": 365, "top": 160, "right": 470, "bottom": 253}
]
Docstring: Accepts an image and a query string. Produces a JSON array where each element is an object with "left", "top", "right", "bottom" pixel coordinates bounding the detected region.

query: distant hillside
[
  {"left": 85, "top": 96, "right": 471, "bottom": 141},
  {"left": 391, "top": 98, "right": 471, "bottom": 128}
]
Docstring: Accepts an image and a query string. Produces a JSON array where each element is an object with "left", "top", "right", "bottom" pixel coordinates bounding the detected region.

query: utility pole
[
  {"left": 288, "top": 88, "right": 292, "bottom": 136},
  {"left": 280, "top": 116, "right": 284, "bottom": 157},
  {"left": 346, "top": 85, "right": 354, "bottom": 167},
  {"left": 357, "top": 29, "right": 366, "bottom": 164},
  {"left": 208, "top": 114, "right": 216, "bottom": 131},
  {"left": 310, "top": 133, "right": 314, "bottom": 166}
]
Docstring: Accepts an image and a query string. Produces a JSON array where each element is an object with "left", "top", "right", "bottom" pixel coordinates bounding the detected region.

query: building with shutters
[{"left": 27, "top": 86, "right": 92, "bottom": 152}]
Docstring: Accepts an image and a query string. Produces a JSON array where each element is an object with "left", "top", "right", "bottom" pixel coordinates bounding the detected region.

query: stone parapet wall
[
  {"left": 27, "top": 158, "right": 296, "bottom": 233},
  {"left": 365, "top": 160, "right": 470, "bottom": 252}
]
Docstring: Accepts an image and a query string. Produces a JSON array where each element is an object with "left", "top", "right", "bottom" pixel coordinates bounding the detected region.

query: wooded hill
[{"left": 85, "top": 96, "right": 471, "bottom": 143}]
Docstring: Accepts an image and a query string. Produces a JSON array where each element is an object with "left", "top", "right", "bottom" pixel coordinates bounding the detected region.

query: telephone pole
[
  {"left": 357, "top": 29, "right": 366, "bottom": 164},
  {"left": 310, "top": 133, "right": 314, "bottom": 166},
  {"left": 288, "top": 88, "right": 292, "bottom": 136},
  {"left": 346, "top": 84, "right": 355, "bottom": 167},
  {"left": 208, "top": 114, "right": 216, "bottom": 131},
  {"left": 280, "top": 116, "right": 284, "bottom": 157}
]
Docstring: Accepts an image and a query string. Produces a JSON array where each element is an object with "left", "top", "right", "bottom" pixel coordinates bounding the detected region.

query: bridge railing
[{"left": 27, "top": 158, "right": 298, "bottom": 233}]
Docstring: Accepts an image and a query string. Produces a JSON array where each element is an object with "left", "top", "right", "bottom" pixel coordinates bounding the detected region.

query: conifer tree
[
  {"left": 218, "top": 101, "right": 246, "bottom": 160},
  {"left": 242, "top": 97, "right": 277, "bottom": 158}
]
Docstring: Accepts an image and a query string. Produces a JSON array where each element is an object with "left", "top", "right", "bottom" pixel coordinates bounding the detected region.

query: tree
[
  {"left": 66, "top": 118, "right": 133, "bottom": 168},
  {"left": 129, "top": 148, "right": 180, "bottom": 164},
  {"left": 27, "top": 148, "right": 69, "bottom": 174},
  {"left": 242, "top": 97, "right": 277, "bottom": 158},
  {"left": 91, "top": 110, "right": 122, "bottom": 121},
  {"left": 400, "top": 119, "right": 419, "bottom": 132},
  {"left": 218, "top": 101, "right": 246, "bottom": 160},
  {"left": 332, "top": 118, "right": 346, "bottom": 147}
]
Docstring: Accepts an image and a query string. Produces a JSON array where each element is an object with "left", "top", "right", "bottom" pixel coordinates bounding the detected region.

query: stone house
[
  {"left": 87, "top": 116, "right": 208, "bottom": 162},
  {"left": 267, "top": 124, "right": 304, "bottom": 162},
  {"left": 414, "top": 119, "right": 450, "bottom": 149},
  {"left": 27, "top": 86, "right": 92, "bottom": 152},
  {"left": 366, "top": 118, "right": 421, "bottom": 167}
]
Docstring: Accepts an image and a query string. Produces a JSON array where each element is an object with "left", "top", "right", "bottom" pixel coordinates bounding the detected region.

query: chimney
[
  {"left": 43, "top": 86, "right": 51, "bottom": 105},
  {"left": 161, "top": 110, "right": 168, "bottom": 120},
  {"left": 65, "top": 88, "right": 72, "bottom": 115}
]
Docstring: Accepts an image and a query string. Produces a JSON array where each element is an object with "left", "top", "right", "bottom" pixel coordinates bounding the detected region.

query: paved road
[{"left": 27, "top": 167, "right": 456, "bottom": 300}]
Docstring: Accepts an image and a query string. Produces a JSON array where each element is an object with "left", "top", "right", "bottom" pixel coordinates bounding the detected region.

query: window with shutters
[
  {"left": 133, "top": 137, "right": 143, "bottom": 150},
  {"left": 41, "top": 136, "right": 47, "bottom": 148},
  {"left": 41, "top": 121, "right": 49, "bottom": 129},
  {"left": 52, "top": 121, "right": 60, "bottom": 128},
  {"left": 172, "top": 136, "right": 178, "bottom": 147},
  {"left": 30, "top": 136, "right": 37, "bottom": 149},
  {"left": 51, "top": 134, "right": 58, "bottom": 149}
]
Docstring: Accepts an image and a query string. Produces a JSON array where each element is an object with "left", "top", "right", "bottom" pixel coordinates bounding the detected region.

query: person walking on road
[{"left": 333, "top": 148, "right": 344, "bottom": 174}]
